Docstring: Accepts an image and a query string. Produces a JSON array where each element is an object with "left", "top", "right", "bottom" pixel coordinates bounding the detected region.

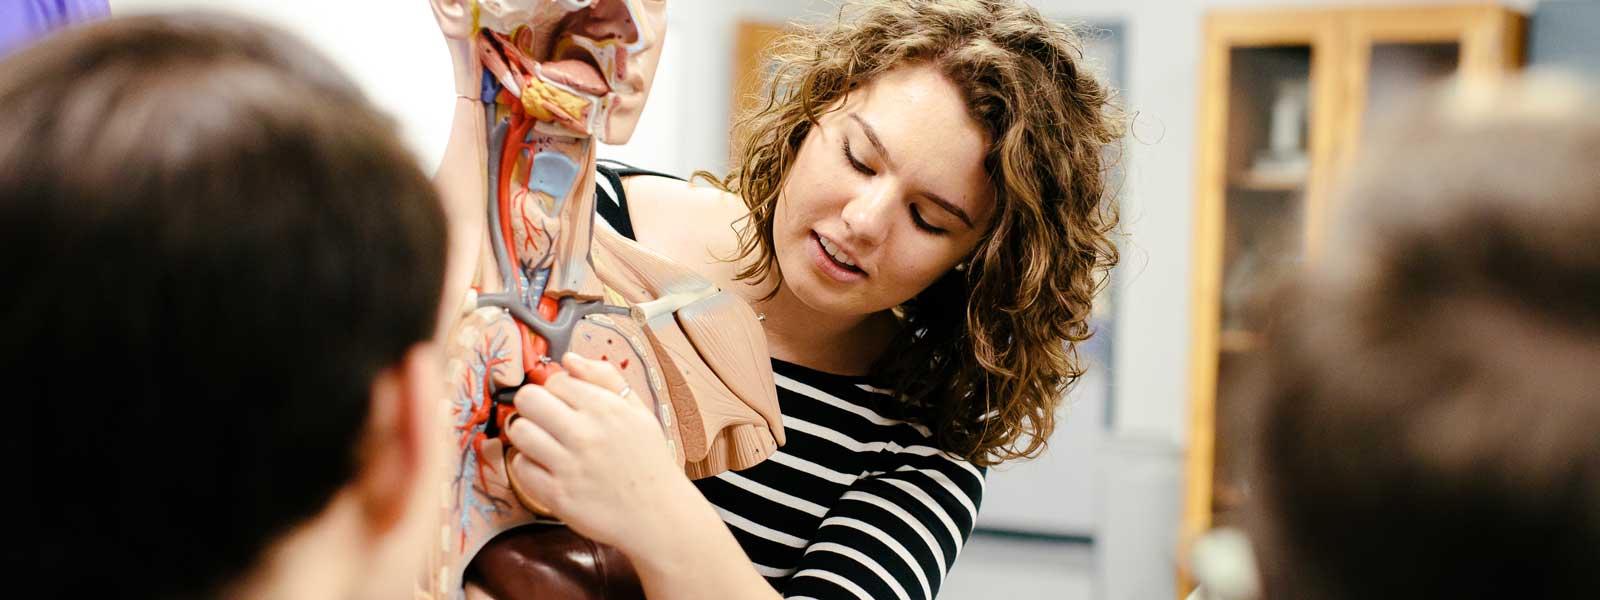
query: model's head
[
  {"left": 2, "top": 14, "right": 447, "bottom": 599},
  {"left": 709, "top": 0, "right": 1121, "bottom": 466},
  {"left": 430, "top": 0, "right": 667, "bottom": 143},
  {"left": 1244, "top": 76, "right": 1600, "bottom": 599}
]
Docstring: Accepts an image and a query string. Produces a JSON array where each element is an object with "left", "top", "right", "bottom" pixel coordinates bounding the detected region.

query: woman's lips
[{"left": 809, "top": 231, "right": 866, "bottom": 283}]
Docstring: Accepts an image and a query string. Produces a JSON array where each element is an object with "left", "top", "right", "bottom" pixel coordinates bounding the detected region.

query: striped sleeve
[{"left": 782, "top": 447, "right": 986, "bottom": 600}]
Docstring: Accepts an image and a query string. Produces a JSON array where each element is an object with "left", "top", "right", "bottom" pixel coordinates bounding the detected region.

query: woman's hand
[
  {"left": 503, "top": 352, "right": 697, "bottom": 553},
  {"left": 507, "top": 353, "right": 784, "bottom": 600}
]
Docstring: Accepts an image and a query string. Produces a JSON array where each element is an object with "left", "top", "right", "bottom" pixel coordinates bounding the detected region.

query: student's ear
[
  {"left": 430, "top": 0, "right": 477, "bottom": 41},
  {"left": 355, "top": 341, "right": 443, "bottom": 536}
]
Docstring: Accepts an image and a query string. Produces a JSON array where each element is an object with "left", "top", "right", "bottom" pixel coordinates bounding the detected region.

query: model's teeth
[{"left": 818, "top": 236, "right": 856, "bottom": 268}]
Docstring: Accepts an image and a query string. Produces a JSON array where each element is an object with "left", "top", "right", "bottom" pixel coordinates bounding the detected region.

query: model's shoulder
[{"left": 619, "top": 174, "right": 746, "bottom": 285}]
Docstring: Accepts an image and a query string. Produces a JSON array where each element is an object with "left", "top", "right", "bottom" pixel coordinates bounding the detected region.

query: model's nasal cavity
[{"left": 575, "top": 0, "right": 640, "bottom": 46}]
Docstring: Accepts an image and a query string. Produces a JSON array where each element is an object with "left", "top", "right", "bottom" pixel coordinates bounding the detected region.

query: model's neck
[{"left": 434, "top": 92, "right": 494, "bottom": 313}]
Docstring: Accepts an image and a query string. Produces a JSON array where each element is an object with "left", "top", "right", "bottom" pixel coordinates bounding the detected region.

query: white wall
[{"left": 111, "top": 0, "right": 456, "bottom": 173}]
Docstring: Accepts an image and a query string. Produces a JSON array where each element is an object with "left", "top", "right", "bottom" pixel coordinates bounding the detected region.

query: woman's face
[{"left": 773, "top": 64, "right": 995, "bottom": 318}]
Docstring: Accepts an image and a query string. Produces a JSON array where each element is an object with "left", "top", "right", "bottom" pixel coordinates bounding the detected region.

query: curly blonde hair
[{"left": 698, "top": 0, "right": 1122, "bottom": 467}]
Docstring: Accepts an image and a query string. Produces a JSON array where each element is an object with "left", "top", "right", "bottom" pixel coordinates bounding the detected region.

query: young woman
[{"left": 502, "top": 2, "right": 1122, "bottom": 598}]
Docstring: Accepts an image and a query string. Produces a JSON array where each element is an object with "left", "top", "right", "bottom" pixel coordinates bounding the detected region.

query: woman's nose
[{"left": 840, "top": 181, "right": 896, "bottom": 247}]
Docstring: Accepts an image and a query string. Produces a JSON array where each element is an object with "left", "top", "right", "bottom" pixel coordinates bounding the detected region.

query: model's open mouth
[
  {"left": 544, "top": 43, "right": 610, "bottom": 96},
  {"left": 483, "top": 28, "right": 609, "bottom": 97},
  {"left": 477, "top": 26, "right": 618, "bottom": 135}
]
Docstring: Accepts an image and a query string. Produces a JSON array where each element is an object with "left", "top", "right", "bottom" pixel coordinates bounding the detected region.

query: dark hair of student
[
  {"left": 1240, "top": 78, "right": 1600, "bottom": 600},
  {"left": 0, "top": 14, "right": 446, "bottom": 598}
]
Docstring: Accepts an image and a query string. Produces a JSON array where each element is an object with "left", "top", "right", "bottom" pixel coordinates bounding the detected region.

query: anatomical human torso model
[{"left": 421, "top": 0, "right": 783, "bottom": 597}]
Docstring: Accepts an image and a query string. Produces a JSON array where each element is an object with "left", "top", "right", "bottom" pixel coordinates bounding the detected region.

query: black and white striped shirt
[
  {"left": 595, "top": 163, "right": 986, "bottom": 599},
  {"left": 698, "top": 360, "right": 986, "bottom": 599}
]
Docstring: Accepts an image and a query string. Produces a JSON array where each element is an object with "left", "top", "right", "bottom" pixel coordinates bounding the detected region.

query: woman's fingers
[
  {"left": 512, "top": 383, "right": 584, "bottom": 445},
  {"left": 508, "top": 451, "right": 563, "bottom": 512},
  {"left": 486, "top": 355, "right": 689, "bottom": 553},
  {"left": 505, "top": 415, "right": 570, "bottom": 472},
  {"left": 542, "top": 353, "right": 630, "bottom": 410},
  {"left": 561, "top": 352, "right": 631, "bottom": 393}
]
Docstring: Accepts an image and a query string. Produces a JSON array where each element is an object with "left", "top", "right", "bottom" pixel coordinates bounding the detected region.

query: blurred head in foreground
[
  {"left": 1, "top": 13, "right": 447, "bottom": 600},
  {"left": 1244, "top": 74, "right": 1600, "bottom": 599}
]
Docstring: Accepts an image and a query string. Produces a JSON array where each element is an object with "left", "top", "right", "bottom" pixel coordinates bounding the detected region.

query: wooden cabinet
[
  {"left": 1181, "top": 4, "right": 1524, "bottom": 590},
  {"left": 732, "top": 21, "right": 794, "bottom": 132}
]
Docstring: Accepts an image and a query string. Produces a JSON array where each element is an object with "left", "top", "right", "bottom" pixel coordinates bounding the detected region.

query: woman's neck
[{"left": 749, "top": 282, "right": 898, "bottom": 377}]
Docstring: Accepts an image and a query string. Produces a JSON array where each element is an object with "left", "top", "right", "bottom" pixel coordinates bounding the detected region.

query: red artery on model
[{"left": 490, "top": 92, "right": 564, "bottom": 447}]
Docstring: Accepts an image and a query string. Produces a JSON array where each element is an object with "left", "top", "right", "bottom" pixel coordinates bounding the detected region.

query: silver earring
[{"left": 955, "top": 262, "right": 967, "bottom": 272}]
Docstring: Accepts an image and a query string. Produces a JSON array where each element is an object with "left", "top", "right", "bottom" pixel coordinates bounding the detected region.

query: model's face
[
  {"left": 774, "top": 64, "right": 995, "bottom": 318},
  {"left": 473, "top": 0, "right": 666, "bottom": 142}
]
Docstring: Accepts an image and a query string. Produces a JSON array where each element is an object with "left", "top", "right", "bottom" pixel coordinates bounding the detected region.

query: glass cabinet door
[
  {"left": 1215, "top": 44, "right": 1316, "bottom": 524},
  {"left": 1186, "top": 10, "right": 1342, "bottom": 556}
]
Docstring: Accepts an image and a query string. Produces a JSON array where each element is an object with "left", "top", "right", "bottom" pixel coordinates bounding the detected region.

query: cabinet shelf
[
  {"left": 1218, "top": 330, "right": 1266, "bottom": 353},
  {"left": 1230, "top": 169, "right": 1307, "bottom": 192}
]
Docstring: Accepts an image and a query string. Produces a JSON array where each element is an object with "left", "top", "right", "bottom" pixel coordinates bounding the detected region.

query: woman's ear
[
  {"left": 430, "top": 0, "right": 476, "bottom": 41},
  {"left": 354, "top": 342, "right": 443, "bottom": 536}
]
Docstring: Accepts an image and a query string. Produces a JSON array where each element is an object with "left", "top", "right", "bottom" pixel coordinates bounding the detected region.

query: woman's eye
[
  {"left": 842, "top": 138, "right": 875, "bottom": 176},
  {"left": 910, "top": 205, "right": 948, "bottom": 235}
]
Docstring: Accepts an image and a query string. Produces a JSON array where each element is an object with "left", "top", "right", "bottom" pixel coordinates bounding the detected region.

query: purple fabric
[{"left": 1, "top": 0, "right": 110, "bottom": 56}]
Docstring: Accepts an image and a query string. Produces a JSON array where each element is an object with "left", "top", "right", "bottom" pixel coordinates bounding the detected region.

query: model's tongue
[{"left": 540, "top": 59, "right": 609, "bottom": 96}]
